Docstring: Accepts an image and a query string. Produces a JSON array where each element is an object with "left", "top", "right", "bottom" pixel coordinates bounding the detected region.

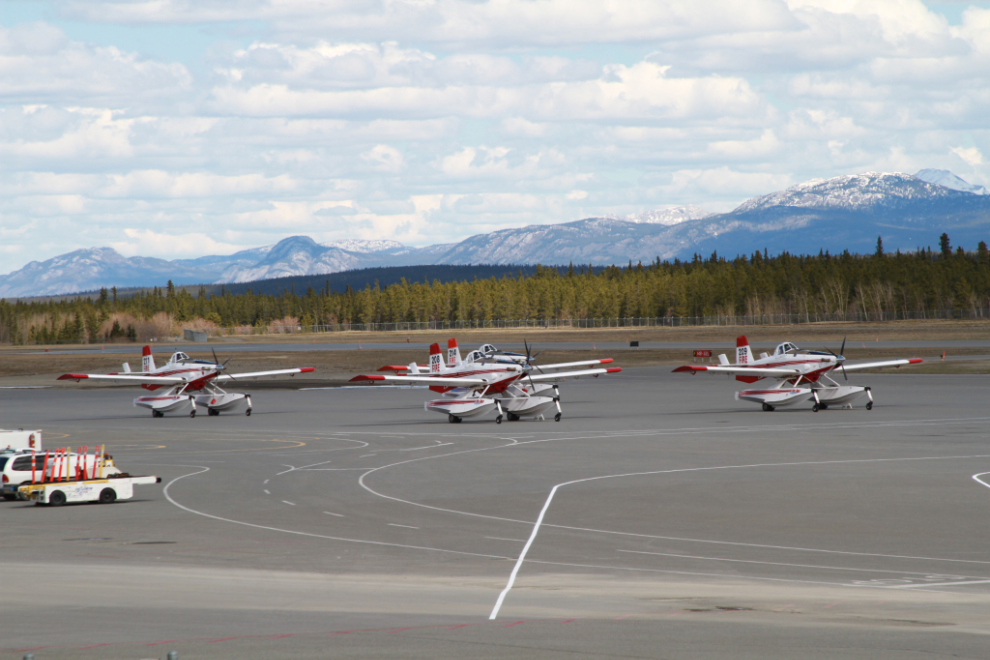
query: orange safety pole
[
  {"left": 41, "top": 451, "right": 49, "bottom": 483},
  {"left": 31, "top": 450, "right": 36, "bottom": 484},
  {"left": 81, "top": 446, "right": 88, "bottom": 480}
]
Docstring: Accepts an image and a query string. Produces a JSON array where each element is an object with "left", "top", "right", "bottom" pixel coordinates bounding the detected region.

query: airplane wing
[
  {"left": 215, "top": 367, "right": 316, "bottom": 381},
  {"left": 524, "top": 367, "right": 622, "bottom": 382},
  {"left": 349, "top": 373, "right": 489, "bottom": 386},
  {"left": 534, "top": 358, "right": 615, "bottom": 371},
  {"left": 840, "top": 358, "right": 923, "bottom": 373},
  {"left": 672, "top": 365, "right": 802, "bottom": 377},
  {"left": 57, "top": 373, "right": 186, "bottom": 385}
]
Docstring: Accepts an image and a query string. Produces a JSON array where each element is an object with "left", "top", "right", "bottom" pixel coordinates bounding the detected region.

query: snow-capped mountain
[
  {"left": 3, "top": 170, "right": 988, "bottom": 298},
  {"left": 626, "top": 205, "right": 710, "bottom": 225},
  {"left": 913, "top": 169, "right": 988, "bottom": 195},
  {"left": 735, "top": 172, "right": 958, "bottom": 213}
]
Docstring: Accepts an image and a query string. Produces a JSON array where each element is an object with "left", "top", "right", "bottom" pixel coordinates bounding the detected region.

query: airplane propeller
[
  {"left": 825, "top": 337, "right": 848, "bottom": 381},
  {"left": 211, "top": 348, "right": 235, "bottom": 379}
]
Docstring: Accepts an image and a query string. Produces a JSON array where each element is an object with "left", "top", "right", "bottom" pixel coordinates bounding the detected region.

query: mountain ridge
[{"left": 3, "top": 174, "right": 989, "bottom": 298}]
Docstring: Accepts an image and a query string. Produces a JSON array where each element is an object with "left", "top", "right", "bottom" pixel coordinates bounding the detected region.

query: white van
[{"left": 1, "top": 451, "right": 121, "bottom": 501}]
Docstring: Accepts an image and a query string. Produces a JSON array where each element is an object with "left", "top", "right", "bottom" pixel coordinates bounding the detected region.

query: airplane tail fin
[
  {"left": 735, "top": 336, "right": 759, "bottom": 383},
  {"left": 429, "top": 343, "right": 443, "bottom": 373},
  {"left": 141, "top": 345, "right": 155, "bottom": 372},
  {"left": 447, "top": 338, "right": 462, "bottom": 368},
  {"left": 735, "top": 336, "right": 754, "bottom": 365}
]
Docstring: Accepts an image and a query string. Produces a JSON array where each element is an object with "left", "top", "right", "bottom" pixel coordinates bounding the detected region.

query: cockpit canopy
[
  {"left": 464, "top": 350, "right": 486, "bottom": 364},
  {"left": 773, "top": 342, "right": 799, "bottom": 356},
  {"left": 170, "top": 351, "right": 191, "bottom": 363}
]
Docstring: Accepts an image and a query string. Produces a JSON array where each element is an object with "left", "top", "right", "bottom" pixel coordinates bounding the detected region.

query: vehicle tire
[
  {"left": 762, "top": 403, "right": 774, "bottom": 412},
  {"left": 98, "top": 488, "right": 116, "bottom": 504},
  {"left": 812, "top": 403, "right": 819, "bottom": 412},
  {"left": 866, "top": 401, "right": 873, "bottom": 411},
  {"left": 495, "top": 415, "right": 502, "bottom": 424},
  {"left": 48, "top": 490, "right": 66, "bottom": 506},
  {"left": 554, "top": 412, "right": 562, "bottom": 422},
  {"left": 3, "top": 493, "right": 17, "bottom": 501}
]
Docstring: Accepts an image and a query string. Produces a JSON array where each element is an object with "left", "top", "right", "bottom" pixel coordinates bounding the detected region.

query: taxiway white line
[
  {"left": 264, "top": 489, "right": 270, "bottom": 495},
  {"left": 388, "top": 523, "right": 419, "bottom": 529},
  {"left": 973, "top": 472, "right": 990, "bottom": 490},
  {"left": 276, "top": 459, "right": 335, "bottom": 475},
  {"left": 490, "top": 484, "right": 561, "bottom": 620},
  {"left": 616, "top": 550, "right": 990, "bottom": 579},
  {"left": 399, "top": 443, "right": 455, "bottom": 452},
  {"left": 323, "top": 511, "right": 344, "bottom": 517},
  {"left": 485, "top": 452, "right": 990, "bottom": 618},
  {"left": 360, "top": 454, "right": 376, "bottom": 458},
  {"left": 161, "top": 466, "right": 513, "bottom": 560},
  {"left": 263, "top": 479, "right": 269, "bottom": 484},
  {"left": 283, "top": 500, "right": 296, "bottom": 506},
  {"left": 485, "top": 537, "right": 527, "bottom": 543},
  {"left": 889, "top": 579, "right": 990, "bottom": 589}
]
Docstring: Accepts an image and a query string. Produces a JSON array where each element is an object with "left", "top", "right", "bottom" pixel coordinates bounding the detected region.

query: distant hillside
[{"left": 203, "top": 264, "right": 562, "bottom": 297}]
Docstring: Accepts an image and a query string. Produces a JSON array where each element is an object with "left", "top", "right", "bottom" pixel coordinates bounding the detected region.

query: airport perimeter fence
[{"left": 222, "top": 307, "right": 990, "bottom": 336}]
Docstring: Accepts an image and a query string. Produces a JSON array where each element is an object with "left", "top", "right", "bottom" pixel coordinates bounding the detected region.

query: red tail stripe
[{"left": 736, "top": 335, "right": 749, "bottom": 347}]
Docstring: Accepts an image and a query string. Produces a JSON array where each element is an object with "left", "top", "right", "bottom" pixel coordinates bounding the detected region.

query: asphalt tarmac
[{"left": 2, "top": 368, "right": 989, "bottom": 659}]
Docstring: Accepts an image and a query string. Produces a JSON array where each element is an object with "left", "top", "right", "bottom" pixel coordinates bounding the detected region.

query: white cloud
[
  {"left": 951, "top": 146, "right": 984, "bottom": 166},
  {"left": 360, "top": 144, "right": 405, "bottom": 172},
  {"left": 3, "top": 2, "right": 990, "bottom": 273}
]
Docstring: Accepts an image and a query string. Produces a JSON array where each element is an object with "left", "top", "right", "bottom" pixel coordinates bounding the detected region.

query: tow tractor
[{"left": 17, "top": 445, "right": 161, "bottom": 506}]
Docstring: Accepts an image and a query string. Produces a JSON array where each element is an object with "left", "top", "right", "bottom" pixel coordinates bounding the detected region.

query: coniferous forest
[{"left": 1, "top": 235, "right": 988, "bottom": 344}]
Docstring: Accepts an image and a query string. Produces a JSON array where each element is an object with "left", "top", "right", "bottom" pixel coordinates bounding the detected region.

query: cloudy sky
[{"left": 2, "top": 0, "right": 989, "bottom": 273}]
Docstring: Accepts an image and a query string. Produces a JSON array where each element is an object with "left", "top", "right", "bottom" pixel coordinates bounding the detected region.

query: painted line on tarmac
[
  {"left": 488, "top": 453, "right": 990, "bottom": 619},
  {"left": 323, "top": 511, "right": 344, "bottom": 517},
  {"left": 388, "top": 523, "right": 419, "bottom": 529},
  {"left": 615, "top": 549, "right": 990, "bottom": 580},
  {"left": 973, "top": 472, "right": 990, "bottom": 491},
  {"left": 161, "top": 465, "right": 512, "bottom": 560},
  {"left": 889, "top": 579, "right": 990, "bottom": 589}
]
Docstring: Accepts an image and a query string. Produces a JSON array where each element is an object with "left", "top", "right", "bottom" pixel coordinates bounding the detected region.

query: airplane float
[
  {"left": 350, "top": 338, "right": 621, "bottom": 423},
  {"left": 57, "top": 346, "right": 315, "bottom": 417},
  {"left": 673, "top": 336, "right": 922, "bottom": 412}
]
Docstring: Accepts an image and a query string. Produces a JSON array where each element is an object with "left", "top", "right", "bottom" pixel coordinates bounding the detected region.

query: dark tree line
[{"left": 1, "top": 235, "right": 987, "bottom": 344}]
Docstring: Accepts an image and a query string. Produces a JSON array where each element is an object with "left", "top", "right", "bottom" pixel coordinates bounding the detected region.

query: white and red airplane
[
  {"left": 673, "top": 336, "right": 922, "bottom": 412},
  {"left": 57, "top": 346, "right": 315, "bottom": 417},
  {"left": 351, "top": 338, "right": 621, "bottom": 423}
]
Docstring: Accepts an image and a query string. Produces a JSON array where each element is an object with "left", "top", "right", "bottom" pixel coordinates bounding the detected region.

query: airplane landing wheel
[
  {"left": 152, "top": 410, "right": 164, "bottom": 418},
  {"left": 246, "top": 408, "right": 252, "bottom": 416},
  {"left": 448, "top": 414, "right": 456, "bottom": 423},
  {"left": 507, "top": 413, "right": 519, "bottom": 421},
  {"left": 190, "top": 409, "right": 196, "bottom": 418},
  {"left": 762, "top": 403, "right": 774, "bottom": 412},
  {"left": 208, "top": 408, "right": 220, "bottom": 417},
  {"left": 866, "top": 401, "right": 873, "bottom": 411},
  {"left": 811, "top": 403, "right": 819, "bottom": 412},
  {"left": 495, "top": 415, "right": 503, "bottom": 424},
  {"left": 554, "top": 412, "right": 562, "bottom": 422},
  {"left": 819, "top": 404, "right": 828, "bottom": 410}
]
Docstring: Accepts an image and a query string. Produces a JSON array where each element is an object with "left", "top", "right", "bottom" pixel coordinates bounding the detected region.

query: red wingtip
[
  {"left": 57, "top": 373, "right": 88, "bottom": 380},
  {"left": 605, "top": 367, "right": 622, "bottom": 373},
  {"left": 672, "top": 365, "right": 706, "bottom": 373},
  {"left": 349, "top": 374, "right": 385, "bottom": 382},
  {"left": 377, "top": 365, "right": 410, "bottom": 372},
  {"left": 736, "top": 335, "right": 749, "bottom": 347},
  {"left": 300, "top": 367, "right": 315, "bottom": 373},
  {"left": 429, "top": 342, "right": 441, "bottom": 355},
  {"left": 142, "top": 345, "right": 152, "bottom": 356},
  {"left": 447, "top": 338, "right": 458, "bottom": 348},
  {"left": 600, "top": 358, "right": 613, "bottom": 364},
  {"left": 908, "top": 358, "right": 923, "bottom": 364}
]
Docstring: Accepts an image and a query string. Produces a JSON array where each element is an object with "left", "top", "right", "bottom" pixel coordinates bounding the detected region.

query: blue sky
[{"left": 2, "top": 0, "right": 989, "bottom": 272}]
